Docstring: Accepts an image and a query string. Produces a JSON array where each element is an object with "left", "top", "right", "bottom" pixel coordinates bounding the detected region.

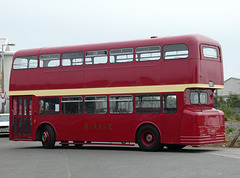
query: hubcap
[
  {"left": 142, "top": 130, "right": 155, "bottom": 146},
  {"left": 146, "top": 134, "right": 153, "bottom": 142},
  {"left": 42, "top": 131, "right": 49, "bottom": 143}
]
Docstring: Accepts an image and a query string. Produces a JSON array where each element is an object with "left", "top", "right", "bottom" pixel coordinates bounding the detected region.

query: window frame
[
  {"left": 190, "top": 91, "right": 208, "bottom": 105},
  {"left": 85, "top": 50, "right": 108, "bottom": 65},
  {"left": 163, "top": 43, "right": 189, "bottom": 60},
  {"left": 201, "top": 45, "right": 220, "bottom": 61},
  {"left": 84, "top": 95, "right": 107, "bottom": 114},
  {"left": 13, "top": 55, "right": 38, "bottom": 69},
  {"left": 39, "top": 97, "right": 60, "bottom": 115},
  {"left": 61, "top": 96, "right": 83, "bottom": 115},
  {"left": 39, "top": 54, "right": 60, "bottom": 68},
  {"left": 135, "top": 94, "right": 161, "bottom": 114},
  {"left": 62, "top": 52, "right": 84, "bottom": 67},
  {"left": 135, "top": 45, "right": 161, "bottom": 62},
  {"left": 162, "top": 93, "right": 177, "bottom": 114},
  {"left": 110, "top": 48, "right": 134, "bottom": 63},
  {"left": 109, "top": 95, "right": 133, "bottom": 114}
]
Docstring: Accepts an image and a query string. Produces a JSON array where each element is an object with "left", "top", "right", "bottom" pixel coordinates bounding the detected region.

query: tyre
[
  {"left": 137, "top": 125, "right": 163, "bottom": 151},
  {"left": 166, "top": 144, "right": 186, "bottom": 150},
  {"left": 41, "top": 125, "right": 56, "bottom": 149}
]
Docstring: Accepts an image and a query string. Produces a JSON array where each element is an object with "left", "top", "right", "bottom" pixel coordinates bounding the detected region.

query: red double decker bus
[{"left": 9, "top": 34, "right": 225, "bottom": 151}]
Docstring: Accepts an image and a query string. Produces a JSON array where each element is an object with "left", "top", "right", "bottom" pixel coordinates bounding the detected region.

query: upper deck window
[
  {"left": 136, "top": 46, "right": 161, "bottom": 61},
  {"left": 203, "top": 47, "right": 218, "bottom": 59},
  {"left": 163, "top": 44, "right": 189, "bottom": 60},
  {"left": 13, "top": 56, "right": 38, "bottom": 69},
  {"left": 40, "top": 54, "right": 60, "bottom": 68},
  {"left": 85, "top": 50, "right": 108, "bottom": 65},
  {"left": 62, "top": 52, "right": 83, "bottom": 66},
  {"left": 110, "top": 48, "right": 133, "bottom": 63}
]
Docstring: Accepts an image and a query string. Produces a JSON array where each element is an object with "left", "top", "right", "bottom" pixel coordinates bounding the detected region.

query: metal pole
[
  {"left": 1, "top": 44, "right": 6, "bottom": 113},
  {"left": 1, "top": 43, "right": 15, "bottom": 113}
]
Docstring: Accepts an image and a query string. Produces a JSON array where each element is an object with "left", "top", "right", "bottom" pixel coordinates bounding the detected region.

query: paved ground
[{"left": 1, "top": 134, "right": 240, "bottom": 178}]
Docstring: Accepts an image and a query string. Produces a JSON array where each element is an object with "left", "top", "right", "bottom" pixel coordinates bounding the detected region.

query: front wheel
[
  {"left": 137, "top": 125, "right": 163, "bottom": 151},
  {"left": 41, "top": 125, "right": 56, "bottom": 149}
]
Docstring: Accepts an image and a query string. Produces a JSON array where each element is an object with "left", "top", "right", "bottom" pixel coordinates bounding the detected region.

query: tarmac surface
[{"left": 1, "top": 134, "right": 240, "bottom": 178}]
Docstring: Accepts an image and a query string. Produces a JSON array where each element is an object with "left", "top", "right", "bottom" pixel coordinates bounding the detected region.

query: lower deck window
[
  {"left": 109, "top": 95, "right": 133, "bottom": 114},
  {"left": 62, "top": 96, "right": 83, "bottom": 114},
  {"left": 84, "top": 96, "right": 107, "bottom": 114},
  {"left": 135, "top": 94, "right": 160, "bottom": 113},
  {"left": 163, "top": 94, "right": 177, "bottom": 113},
  {"left": 39, "top": 97, "right": 60, "bottom": 115}
]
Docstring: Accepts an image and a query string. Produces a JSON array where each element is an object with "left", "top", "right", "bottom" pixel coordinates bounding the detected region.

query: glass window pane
[
  {"left": 29, "top": 98, "right": 32, "bottom": 116},
  {"left": 163, "top": 44, "right": 189, "bottom": 60},
  {"left": 13, "top": 56, "right": 38, "bottom": 69},
  {"left": 13, "top": 99, "right": 17, "bottom": 115},
  {"left": 163, "top": 94, "right": 177, "bottom": 113},
  {"left": 203, "top": 47, "right": 218, "bottom": 59},
  {"left": 136, "top": 46, "right": 161, "bottom": 61},
  {"left": 84, "top": 96, "right": 107, "bottom": 114},
  {"left": 190, "top": 92, "right": 199, "bottom": 104},
  {"left": 39, "top": 97, "right": 60, "bottom": 115},
  {"left": 40, "top": 54, "right": 60, "bottom": 68},
  {"left": 85, "top": 50, "right": 108, "bottom": 65},
  {"left": 200, "top": 92, "right": 208, "bottom": 104},
  {"left": 24, "top": 99, "right": 27, "bottom": 115},
  {"left": 109, "top": 95, "right": 133, "bottom": 114},
  {"left": 135, "top": 94, "right": 161, "bottom": 113},
  {"left": 110, "top": 48, "right": 133, "bottom": 63},
  {"left": 62, "top": 96, "right": 83, "bottom": 114},
  {"left": 62, "top": 52, "right": 83, "bottom": 66},
  {"left": 19, "top": 99, "right": 22, "bottom": 115}
]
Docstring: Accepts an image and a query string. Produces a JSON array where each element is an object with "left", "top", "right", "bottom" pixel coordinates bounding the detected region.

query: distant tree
[
  {"left": 227, "top": 93, "right": 240, "bottom": 107},
  {"left": 218, "top": 103, "right": 232, "bottom": 121},
  {"left": 214, "top": 93, "right": 225, "bottom": 108}
]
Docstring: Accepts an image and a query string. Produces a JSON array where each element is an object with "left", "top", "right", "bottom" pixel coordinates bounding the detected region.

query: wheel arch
[{"left": 135, "top": 122, "right": 162, "bottom": 143}]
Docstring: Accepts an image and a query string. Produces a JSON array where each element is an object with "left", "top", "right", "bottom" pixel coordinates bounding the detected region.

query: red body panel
[{"left": 9, "top": 34, "right": 225, "bottom": 146}]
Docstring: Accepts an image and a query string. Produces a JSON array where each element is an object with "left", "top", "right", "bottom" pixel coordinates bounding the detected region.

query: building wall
[{"left": 218, "top": 77, "right": 240, "bottom": 99}]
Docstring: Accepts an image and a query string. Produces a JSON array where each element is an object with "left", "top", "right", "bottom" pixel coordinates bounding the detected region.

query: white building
[
  {"left": 218, "top": 77, "right": 240, "bottom": 99},
  {"left": 0, "top": 38, "right": 16, "bottom": 113}
]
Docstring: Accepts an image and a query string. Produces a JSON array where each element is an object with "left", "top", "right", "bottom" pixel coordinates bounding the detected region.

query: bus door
[{"left": 12, "top": 96, "right": 33, "bottom": 139}]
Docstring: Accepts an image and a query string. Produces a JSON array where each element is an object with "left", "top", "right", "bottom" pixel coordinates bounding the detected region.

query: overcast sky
[{"left": 1, "top": 0, "right": 240, "bottom": 80}]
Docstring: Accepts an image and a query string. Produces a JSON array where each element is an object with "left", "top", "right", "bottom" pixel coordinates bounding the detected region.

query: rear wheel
[
  {"left": 137, "top": 125, "right": 163, "bottom": 151},
  {"left": 41, "top": 125, "right": 56, "bottom": 149}
]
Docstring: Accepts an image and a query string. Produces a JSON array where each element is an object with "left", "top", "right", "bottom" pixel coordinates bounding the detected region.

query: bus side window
[
  {"left": 163, "top": 94, "right": 177, "bottom": 113},
  {"left": 62, "top": 96, "right": 83, "bottom": 114},
  {"left": 109, "top": 95, "right": 133, "bottom": 114},
  {"left": 135, "top": 94, "right": 161, "bottom": 113},
  {"left": 110, "top": 48, "right": 133, "bottom": 63},
  {"left": 40, "top": 54, "right": 60, "bottom": 68},
  {"left": 85, "top": 50, "right": 108, "bottom": 65},
  {"left": 62, "top": 52, "right": 83, "bottom": 66},
  {"left": 39, "top": 97, "right": 60, "bottom": 115},
  {"left": 163, "top": 44, "right": 189, "bottom": 60},
  {"left": 84, "top": 96, "right": 107, "bottom": 114},
  {"left": 135, "top": 46, "right": 161, "bottom": 61}
]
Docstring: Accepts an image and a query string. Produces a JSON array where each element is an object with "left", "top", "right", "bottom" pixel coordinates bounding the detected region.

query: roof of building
[{"left": 224, "top": 77, "right": 240, "bottom": 83}]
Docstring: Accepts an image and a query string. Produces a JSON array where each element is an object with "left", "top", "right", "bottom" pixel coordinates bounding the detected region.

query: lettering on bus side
[{"left": 84, "top": 123, "right": 113, "bottom": 131}]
